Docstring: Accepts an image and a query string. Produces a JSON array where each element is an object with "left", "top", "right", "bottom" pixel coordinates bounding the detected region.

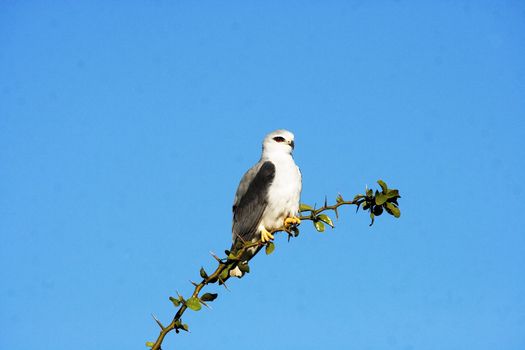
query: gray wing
[{"left": 232, "top": 161, "right": 276, "bottom": 242}]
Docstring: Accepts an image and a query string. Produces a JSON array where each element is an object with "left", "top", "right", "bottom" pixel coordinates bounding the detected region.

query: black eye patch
[{"left": 273, "top": 136, "right": 286, "bottom": 142}]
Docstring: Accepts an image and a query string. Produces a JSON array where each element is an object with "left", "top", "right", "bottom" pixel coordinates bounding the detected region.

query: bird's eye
[{"left": 273, "top": 136, "right": 286, "bottom": 143}]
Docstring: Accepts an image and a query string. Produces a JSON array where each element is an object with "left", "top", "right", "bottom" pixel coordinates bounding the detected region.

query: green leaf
[
  {"left": 146, "top": 341, "right": 155, "bottom": 348},
  {"left": 227, "top": 252, "right": 240, "bottom": 261},
  {"left": 199, "top": 267, "right": 208, "bottom": 279},
  {"left": 385, "top": 202, "right": 401, "bottom": 218},
  {"left": 201, "top": 293, "right": 218, "bottom": 302},
  {"left": 186, "top": 297, "right": 202, "bottom": 311},
  {"left": 366, "top": 188, "right": 373, "bottom": 197},
  {"left": 377, "top": 179, "right": 388, "bottom": 193},
  {"left": 219, "top": 267, "right": 230, "bottom": 281},
  {"left": 369, "top": 212, "right": 375, "bottom": 226},
  {"left": 353, "top": 194, "right": 364, "bottom": 202},
  {"left": 375, "top": 193, "right": 388, "bottom": 205},
  {"left": 386, "top": 189, "right": 399, "bottom": 199},
  {"left": 265, "top": 241, "right": 275, "bottom": 255},
  {"left": 336, "top": 194, "right": 344, "bottom": 203},
  {"left": 314, "top": 220, "right": 325, "bottom": 232},
  {"left": 182, "top": 323, "right": 189, "bottom": 331},
  {"left": 317, "top": 214, "right": 334, "bottom": 227},
  {"left": 299, "top": 203, "right": 314, "bottom": 211},
  {"left": 169, "top": 296, "right": 181, "bottom": 307}
]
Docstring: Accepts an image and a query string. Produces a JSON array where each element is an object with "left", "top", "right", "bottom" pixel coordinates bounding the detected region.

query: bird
[{"left": 229, "top": 129, "right": 302, "bottom": 277}]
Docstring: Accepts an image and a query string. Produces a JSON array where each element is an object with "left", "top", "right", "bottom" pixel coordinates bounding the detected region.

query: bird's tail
[
  {"left": 228, "top": 238, "right": 263, "bottom": 278},
  {"left": 228, "top": 240, "right": 245, "bottom": 278}
]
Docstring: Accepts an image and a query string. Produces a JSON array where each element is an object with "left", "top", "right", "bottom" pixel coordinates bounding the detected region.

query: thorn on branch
[
  {"left": 151, "top": 314, "right": 164, "bottom": 330},
  {"left": 218, "top": 277, "right": 230, "bottom": 291},
  {"left": 176, "top": 291, "right": 185, "bottom": 303},
  {"left": 209, "top": 251, "right": 222, "bottom": 262},
  {"left": 199, "top": 299, "right": 212, "bottom": 309}
]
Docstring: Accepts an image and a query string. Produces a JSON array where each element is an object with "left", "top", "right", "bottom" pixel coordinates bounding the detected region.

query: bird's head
[{"left": 262, "top": 129, "right": 295, "bottom": 157}]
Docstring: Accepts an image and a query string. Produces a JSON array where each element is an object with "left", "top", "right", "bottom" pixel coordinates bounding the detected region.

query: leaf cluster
[
  {"left": 298, "top": 179, "right": 401, "bottom": 232},
  {"left": 356, "top": 179, "right": 401, "bottom": 225}
]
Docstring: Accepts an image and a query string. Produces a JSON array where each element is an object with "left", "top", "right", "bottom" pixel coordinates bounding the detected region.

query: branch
[{"left": 145, "top": 180, "right": 401, "bottom": 349}]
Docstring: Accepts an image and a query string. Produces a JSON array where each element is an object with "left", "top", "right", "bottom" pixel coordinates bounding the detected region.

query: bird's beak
[{"left": 289, "top": 140, "right": 295, "bottom": 149}]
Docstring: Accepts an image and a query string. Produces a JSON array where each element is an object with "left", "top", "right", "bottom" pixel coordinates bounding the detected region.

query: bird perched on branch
[{"left": 230, "top": 129, "right": 302, "bottom": 277}]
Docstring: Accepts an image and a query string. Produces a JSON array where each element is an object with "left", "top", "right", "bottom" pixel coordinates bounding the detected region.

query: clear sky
[{"left": 1, "top": 1, "right": 524, "bottom": 349}]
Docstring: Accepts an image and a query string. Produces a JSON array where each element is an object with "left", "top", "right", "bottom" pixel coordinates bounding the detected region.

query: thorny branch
[{"left": 146, "top": 180, "right": 401, "bottom": 350}]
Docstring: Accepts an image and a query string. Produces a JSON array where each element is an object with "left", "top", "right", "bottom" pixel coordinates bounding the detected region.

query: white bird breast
[{"left": 261, "top": 155, "right": 302, "bottom": 231}]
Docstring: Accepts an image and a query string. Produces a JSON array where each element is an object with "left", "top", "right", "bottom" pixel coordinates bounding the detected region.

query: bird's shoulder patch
[{"left": 246, "top": 161, "right": 275, "bottom": 197}]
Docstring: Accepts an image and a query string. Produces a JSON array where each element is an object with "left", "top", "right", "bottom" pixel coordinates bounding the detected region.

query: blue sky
[{"left": 1, "top": 1, "right": 524, "bottom": 349}]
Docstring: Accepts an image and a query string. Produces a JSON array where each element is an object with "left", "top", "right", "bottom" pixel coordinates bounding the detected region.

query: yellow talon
[
  {"left": 260, "top": 228, "right": 274, "bottom": 242},
  {"left": 284, "top": 216, "right": 301, "bottom": 229}
]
